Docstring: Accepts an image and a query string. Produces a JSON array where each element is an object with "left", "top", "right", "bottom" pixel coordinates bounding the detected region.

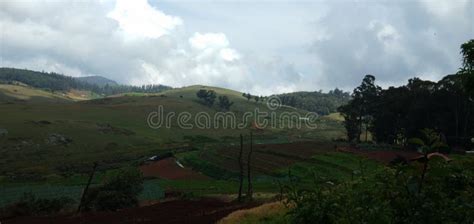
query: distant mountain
[
  {"left": 0, "top": 67, "right": 171, "bottom": 96},
  {"left": 75, "top": 75, "right": 118, "bottom": 87}
]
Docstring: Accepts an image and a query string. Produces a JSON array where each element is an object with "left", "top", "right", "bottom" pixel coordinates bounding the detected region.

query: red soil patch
[
  {"left": 338, "top": 146, "right": 422, "bottom": 164},
  {"left": 139, "top": 157, "right": 210, "bottom": 180},
  {"left": 4, "top": 198, "right": 261, "bottom": 224}
]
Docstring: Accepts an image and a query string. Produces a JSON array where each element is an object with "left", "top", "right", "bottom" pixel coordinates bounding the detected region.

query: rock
[
  {"left": 46, "top": 133, "right": 72, "bottom": 146},
  {"left": 0, "top": 128, "right": 8, "bottom": 137}
]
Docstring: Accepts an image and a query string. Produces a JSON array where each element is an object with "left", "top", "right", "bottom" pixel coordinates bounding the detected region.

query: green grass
[
  {"left": 276, "top": 152, "right": 384, "bottom": 184},
  {"left": 0, "top": 85, "right": 344, "bottom": 177},
  {"left": 0, "top": 179, "right": 165, "bottom": 207},
  {"left": 0, "top": 84, "right": 348, "bottom": 208},
  {"left": 0, "top": 84, "right": 72, "bottom": 103}
]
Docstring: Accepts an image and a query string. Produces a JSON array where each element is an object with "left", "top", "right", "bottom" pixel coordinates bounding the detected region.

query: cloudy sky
[{"left": 0, "top": 0, "right": 473, "bottom": 95}]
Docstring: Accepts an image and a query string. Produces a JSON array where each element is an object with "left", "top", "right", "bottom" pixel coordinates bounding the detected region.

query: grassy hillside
[
  {"left": 0, "top": 85, "right": 345, "bottom": 179},
  {"left": 0, "top": 84, "right": 73, "bottom": 103},
  {"left": 275, "top": 89, "right": 350, "bottom": 115},
  {"left": 0, "top": 67, "right": 171, "bottom": 96}
]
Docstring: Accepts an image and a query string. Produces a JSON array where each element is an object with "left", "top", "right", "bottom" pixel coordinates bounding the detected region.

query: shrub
[
  {"left": 84, "top": 167, "right": 143, "bottom": 211},
  {"left": 2, "top": 193, "right": 74, "bottom": 217},
  {"left": 284, "top": 159, "right": 474, "bottom": 224}
]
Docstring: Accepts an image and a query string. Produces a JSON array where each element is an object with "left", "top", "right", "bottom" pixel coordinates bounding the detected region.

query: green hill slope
[
  {"left": 0, "top": 84, "right": 73, "bottom": 103},
  {"left": 0, "top": 84, "right": 345, "bottom": 178}
]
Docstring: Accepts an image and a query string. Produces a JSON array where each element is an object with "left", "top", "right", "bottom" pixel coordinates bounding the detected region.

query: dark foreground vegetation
[{"left": 283, "top": 154, "right": 474, "bottom": 223}]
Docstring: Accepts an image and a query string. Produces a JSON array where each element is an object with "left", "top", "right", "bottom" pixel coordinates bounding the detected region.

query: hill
[
  {"left": 0, "top": 67, "right": 171, "bottom": 96},
  {"left": 275, "top": 89, "right": 350, "bottom": 115},
  {"left": 0, "top": 84, "right": 73, "bottom": 103},
  {"left": 0, "top": 84, "right": 345, "bottom": 177},
  {"left": 75, "top": 75, "right": 118, "bottom": 87}
]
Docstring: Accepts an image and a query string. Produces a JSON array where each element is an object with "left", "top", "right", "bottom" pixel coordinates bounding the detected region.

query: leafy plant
[
  {"left": 84, "top": 167, "right": 143, "bottom": 211},
  {"left": 2, "top": 192, "right": 74, "bottom": 217},
  {"left": 283, "top": 159, "right": 474, "bottom": 224}
]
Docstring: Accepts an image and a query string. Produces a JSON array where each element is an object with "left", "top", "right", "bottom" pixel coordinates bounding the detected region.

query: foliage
[
  {"left": 2, "top": 192, "right": 74, "bottom": 217},
  {"left": 339, "top": 41, "right": 474, "bottom": 146},
  {"left": 460, "top": 39, "right": 474, "bottom": 96},
  {"left": 338, "top": 75, "right": 380, "bottom": 142},
  {"left": 218, "top": 95, "right": 234, "bottom": 110},
  {"left": 284, "top": 158, "right": 474, "bottom": 224},
  {"left": 242, "top": 93, "right": 252, "bottom": 101},
  {"left": 84, "top": 167, "right": 143, "bottom": 211},
  {"left": 180, "top": 151, "right": 238, "bottom": 180},
  {"left": 196, "top": 89, "right": 217, "bottom": 107},
  {"left": 338, "top": 103, "right": 361, "bottom": 142},
  {"left": 276, "top": 88, "right": 350, "bottom": 115},
  {"left": 409, "top": 129, "right": 449, "bottom": 154}
]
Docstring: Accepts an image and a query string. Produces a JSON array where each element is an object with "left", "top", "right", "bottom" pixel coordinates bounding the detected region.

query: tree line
[
  {"left": 196, "top": 89, "right": 234, "bottom": 110},
  {"left": 0, "top": 68, "right": 171, "bottom": 96},
  {"left": 276, "top": 89, "right": 351, "bottom": 115},
  {"left": 339, "top": 39, "right": 474, "bottom": 148}
]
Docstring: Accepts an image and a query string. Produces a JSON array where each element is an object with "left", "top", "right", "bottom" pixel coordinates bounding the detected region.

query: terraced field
[{"left": 177, "top": 141, "right": 363, "bottom": 180}]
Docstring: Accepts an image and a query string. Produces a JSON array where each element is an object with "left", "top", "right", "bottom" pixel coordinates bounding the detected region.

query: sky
[{"left": 0, "top": 0, "right": 473, "bottom": 95}]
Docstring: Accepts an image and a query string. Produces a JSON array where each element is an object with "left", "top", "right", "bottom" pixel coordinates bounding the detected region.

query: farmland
[
  {"left": 0, "top": 83, "right": 349, "bottom": 213},
  {"left": 1, "top": 70, "right": 473, "bottom": 223}
]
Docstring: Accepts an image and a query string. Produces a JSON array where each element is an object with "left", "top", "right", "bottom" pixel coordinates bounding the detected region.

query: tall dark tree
[
  {"left": 339, "top": 75, "right": 380, "bottom": 142},
  {"left": 460, "top": 39, "right": 474, "bottom": 96},
  {"left": 196, "top": 89, "right": 216, "bottom": 107},
  {"left": 218, "top": 95, "right": 234, "bottom": 110},
  {"left": 245, "top": 93, "right": 252, "bottom": 101},
  {"left": 353, "top": 75, "right": 381, "bottom": 142},
  {"left": 254, "top": 96, "right": 260, "bottom": 103}
]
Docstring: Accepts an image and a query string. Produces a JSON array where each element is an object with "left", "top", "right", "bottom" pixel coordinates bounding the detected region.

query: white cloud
[
  {"left": 107, "top": 0, "right": 182, "bottom": 39},
  {"left": 138, "top": 32, "right": 248, "bottom": 89},
  {"left": 189, "top": 32, "right": 229, "bottom": 50},
  {"left": 0, "top": 0, "right": 472, "bottom": 95},
  {"left": 420, "top": 0, "right": 470, "bottom": 18}
]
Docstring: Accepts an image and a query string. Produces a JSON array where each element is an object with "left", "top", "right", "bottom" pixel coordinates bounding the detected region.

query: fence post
[{"left": 77, "top": 162, "right": 98, "bottom": 214}]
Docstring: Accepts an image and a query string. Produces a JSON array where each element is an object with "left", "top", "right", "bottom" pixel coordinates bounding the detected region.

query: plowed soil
[{"left": 4, "top": 198, "right": 260, "bottom": 224}]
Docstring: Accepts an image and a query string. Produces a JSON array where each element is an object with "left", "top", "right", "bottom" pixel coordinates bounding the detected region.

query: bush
[
  {"left": 84, "top": 167, "right": 143, "bottom": 211},
  {"left": 2, "top": 193, "right": 74, "bottom": 217},
  {"left": 284, "top": 159, "right": 474, "bottom": 224}
]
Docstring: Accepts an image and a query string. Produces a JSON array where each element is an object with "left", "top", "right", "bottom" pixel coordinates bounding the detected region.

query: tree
[
  {"left": 338, "top": 104, "right": 361, "bottom": 142},
  {"left": 460, "top": 39, "right": 474, "bottom": 96},
  {"left": 84, "top": 167, "right": 143, "bottom": 211},
  {"left": 218, "top": 95, "right": 234, "bottom": 110},
  {"left": 254, "top": 95, "right": 260, "bottom": 103},
  {"left": 196, "top": 89, "right": 216, "bottom": 107},
  {"left": 338, "top": 75, "right": 380, "bottom": 142},
  {"left": 353, "top": 75, "right": 381, "bottom": 142},
  {"left": 245, "top": 93, "right": 252, "bottom": 101}
]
